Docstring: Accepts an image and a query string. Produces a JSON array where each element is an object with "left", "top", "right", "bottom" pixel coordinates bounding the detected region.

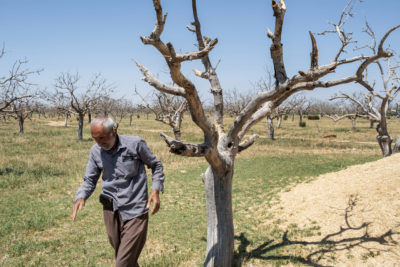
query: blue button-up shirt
[{"left": 75, "top": 134, "right": 165, "bottom": 222}]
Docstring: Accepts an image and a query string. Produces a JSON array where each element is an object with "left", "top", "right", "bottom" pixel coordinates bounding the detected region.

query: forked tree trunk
[
  {"left": 77, "top": 114, "right": 84, "bottom": 140},
  {"left": 18, "top": 116, "right": 24, "bottom": 133},
  {"left": 267, "top": 116, "right": 275, "bottom": 140},
  {"left": 204, "top": 165, "right": 234, "bottom": 267}
]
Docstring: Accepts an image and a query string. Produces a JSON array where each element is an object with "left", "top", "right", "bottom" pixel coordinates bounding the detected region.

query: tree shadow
[{"left": 234, "top": 195, "right": 399, "bottom": 266}]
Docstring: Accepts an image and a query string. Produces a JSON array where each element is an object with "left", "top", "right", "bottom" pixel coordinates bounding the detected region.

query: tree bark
[
  {"left": 393, "top": 137, "right": 400, "bottom": 154},
  {"left": 64, "top": 113, "right": 69, "bottom": 127},
  {"left": 277, "top": 115, "right": 282, "bottom": 128},
  {"left": 376, "top": 123, "right": 392, "bottom": 157},
  {"left": 88, "top": 111, "right": 92, "bottom": 124},
  {"left": 18, "top": 116, "right": 24, "bottom": 133},
  {"left": 370, "top": 121, "right": 374, "bottom": 128},
  {"left": 204, "top": 166, "right": 234, "bottom": 267},
  {"left": 377, "top": 135, "right": 392, "bottom": 157},
  {"left": 77, "top": 114, "right": 84, "bottom": 140},
  {"left": 129, "top": 114, "right": 133, "bottom": 126},
  {"left": 298, "top": 112, "right": 303, "bottom": 125},
  {"left": 173, "top": 127, "right": 182, "bottom": 141},
  {"left": 351, "top": 118, "right": 357, "bottom": 131},
  {"left": 267, "top": 116, "right": 275, "bottom": 140}
]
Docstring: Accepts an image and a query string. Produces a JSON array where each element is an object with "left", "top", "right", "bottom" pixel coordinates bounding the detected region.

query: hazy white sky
[{"left": 1, "top": 0, "right": 399, "bottom": 104}]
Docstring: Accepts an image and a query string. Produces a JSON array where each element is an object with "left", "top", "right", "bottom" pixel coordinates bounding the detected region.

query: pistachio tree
[{"left": 136, "top": 0, "right": 399, "bottom": 265}]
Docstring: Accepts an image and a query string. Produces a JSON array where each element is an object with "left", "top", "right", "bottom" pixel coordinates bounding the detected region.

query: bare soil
[
  {"left": 47, "top": 121, "right": 65, "bottom": 127},
  {"left": 270, "top": 153, "right": 400, "bottom": 266}
]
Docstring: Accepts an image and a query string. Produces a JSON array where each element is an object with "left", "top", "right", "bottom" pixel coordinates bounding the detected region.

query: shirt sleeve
[
  {"left": 74, "top": 148, "right": 102, "bottom": 202},
  {"left": 137, "top": 139, "right": 165, "bottom": 193}
]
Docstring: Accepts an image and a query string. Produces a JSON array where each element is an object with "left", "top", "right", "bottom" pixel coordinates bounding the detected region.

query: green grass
[{"left": 0, "top": 114, "right": 394, "bottom": 266}]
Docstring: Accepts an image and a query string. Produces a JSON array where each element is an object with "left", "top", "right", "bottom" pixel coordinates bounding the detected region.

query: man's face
[{"left": 91, "top": 124, "right": 116, "bottom": 151}]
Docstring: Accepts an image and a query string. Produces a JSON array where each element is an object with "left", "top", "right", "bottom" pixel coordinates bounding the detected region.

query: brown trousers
[{"left": 103, "top": 208, "right": 148, "bottom": 267}]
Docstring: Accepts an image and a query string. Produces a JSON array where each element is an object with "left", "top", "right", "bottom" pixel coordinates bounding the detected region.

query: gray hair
[{"left": 90, "top": 116, "right": 118, "bottom": 135}]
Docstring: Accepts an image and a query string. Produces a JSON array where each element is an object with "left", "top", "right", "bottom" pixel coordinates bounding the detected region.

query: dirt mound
[{"left": 273, "top": 153, "right": 400, "bottom": 266}]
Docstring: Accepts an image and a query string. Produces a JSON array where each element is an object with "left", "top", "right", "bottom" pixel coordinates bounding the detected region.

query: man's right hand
[{"left": 71, "top": 198, "right": 85, "bottom": 221}]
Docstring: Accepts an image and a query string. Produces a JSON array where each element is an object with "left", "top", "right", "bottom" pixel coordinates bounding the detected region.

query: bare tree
[
  {"left": 308, "top": 98, "right": 341, "bottom": 118},
  {"left": 110, "top": 98, "right": 134, "bottom": 124},
  {"left": 136, "top": 0, "right": 399, "bottom": 265},
  {"left": 42, "top": 89, "right": 72, "bottom": 127},
  {"left": 6, "top": 94, "right": 35, "bottom": 133},
  {"left": 54, "top": 73, "right": 113, "bottom": 140},
  {"left": 135, "top": 89, "right": 187, "bottom": 140},
  {"left": 330, "top": 79, "right": 400, "bottom": 156},
  {"left": 224, "top": 88, "right": 253, "bottom": 117},
  {"left": 328, "top": 92, "right": 372, "bottom": 130},
  {"left": 0, "top": 47, "right": 41, "bottom": 113},
  {"left": 350, "top": 20, "right": 400, "bottom": 156},
  {"left": 266, "top": 105, "right": 290, "bottom": 139}
]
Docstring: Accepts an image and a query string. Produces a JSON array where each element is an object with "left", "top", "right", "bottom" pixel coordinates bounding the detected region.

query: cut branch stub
[
  {"left": 309, "top": 31, "right": 319, "bottom": 69},
  {"left": 238, "top": 134, "right": 259, "bottom": 152},
  {"left": 160, "top": 132, "right": 209, "bottom": 157}
]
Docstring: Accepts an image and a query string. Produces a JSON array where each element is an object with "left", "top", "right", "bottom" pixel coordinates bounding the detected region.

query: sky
[{"left": 1, "top": 0, "right": 399, "bottom": 105}]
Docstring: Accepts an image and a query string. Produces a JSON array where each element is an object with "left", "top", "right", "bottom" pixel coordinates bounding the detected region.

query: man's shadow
[{"left": 234, "top": 195, "right": 399, "bottom": 267}]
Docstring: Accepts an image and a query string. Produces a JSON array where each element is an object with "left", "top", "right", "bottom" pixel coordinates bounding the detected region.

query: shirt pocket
[{"left": 120, "top": 154, "right": 139, "bottom": 178}]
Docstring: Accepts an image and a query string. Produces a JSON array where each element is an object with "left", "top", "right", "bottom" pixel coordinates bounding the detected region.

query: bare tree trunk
[
  {"left": 351, "top": 118, "right": 356, "bottom": 131},
  {"left": 129, "top": 114, "right": 133, "bottom": 126},
  {"left": 298, "top": 111, "right": 303, "bottom": 125},
  {"left": 370, "top": 121, "right": 374, "bottom": 128},
  {"left": 88, "top": 111, "right": 92, "bottom": 124},
  {"left": 393, "top": 137, "right": 400, "bottom": 154},
  {"left": 204, "top": 166, "right": 234, "bottom": 267},
  {"left": 64, "top": 113, "right": 69, "bottom": 127},
  {"left": 376, "top": 124, "right": 392, "bottom": 157},
  {"left": 277, "top": 115, "right": 282, "bottom": 128},
  {"left": 77, "top": 114, "right": 84, "bottom": 140},
  {"left": 172, "top": 127, "right": 182, "bottom": 141},
  {"left": 377, "top": 135, "right": 392, "bottom": 157},
  {"left": 267, "top": 116, "right": 275, "bottom": 140},
  {"left": 18, "top": 116, "right": 24, "bottom": 133},
  {"left": 291, "top": 113, "right": 294, "bottom": 122}
]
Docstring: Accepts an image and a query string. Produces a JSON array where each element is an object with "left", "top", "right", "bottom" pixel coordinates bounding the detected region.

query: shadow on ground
[{"left": 234, "top": 196, "right": 399, "bottom": 267}]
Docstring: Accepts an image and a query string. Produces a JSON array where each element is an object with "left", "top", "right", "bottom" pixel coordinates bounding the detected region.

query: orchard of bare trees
[{"left": 1, "top": 1, "right": 399, "bottom": 266}]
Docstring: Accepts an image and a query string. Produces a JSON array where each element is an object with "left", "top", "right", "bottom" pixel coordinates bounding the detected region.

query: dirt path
[{"left": 269, "top": 153, "right": 400, "bottom": 266}]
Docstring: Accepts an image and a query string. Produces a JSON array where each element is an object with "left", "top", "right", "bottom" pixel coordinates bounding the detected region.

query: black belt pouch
[{"left": 99, "top": 193, "right": 113, "bottom": 210}]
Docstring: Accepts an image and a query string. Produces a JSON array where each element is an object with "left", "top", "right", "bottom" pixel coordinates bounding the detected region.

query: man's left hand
[{"left": 146, "top": 190, "right": 160, "bottom": 215}]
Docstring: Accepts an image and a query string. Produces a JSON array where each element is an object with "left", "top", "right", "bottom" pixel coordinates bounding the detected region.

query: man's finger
[
  {"left": 71, "top": 205, "right": 78, "bottom": 221},
  {"left": 151, "top": 201, "right": 160, "bottom": 215},
  {"left": 146, "top": 198, "right": 152, "bottom": 209}
]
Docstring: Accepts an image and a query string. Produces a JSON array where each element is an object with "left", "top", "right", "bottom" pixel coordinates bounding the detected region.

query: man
[{"left": 71, "top": 116, "right": 165, "bottom": 267}]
